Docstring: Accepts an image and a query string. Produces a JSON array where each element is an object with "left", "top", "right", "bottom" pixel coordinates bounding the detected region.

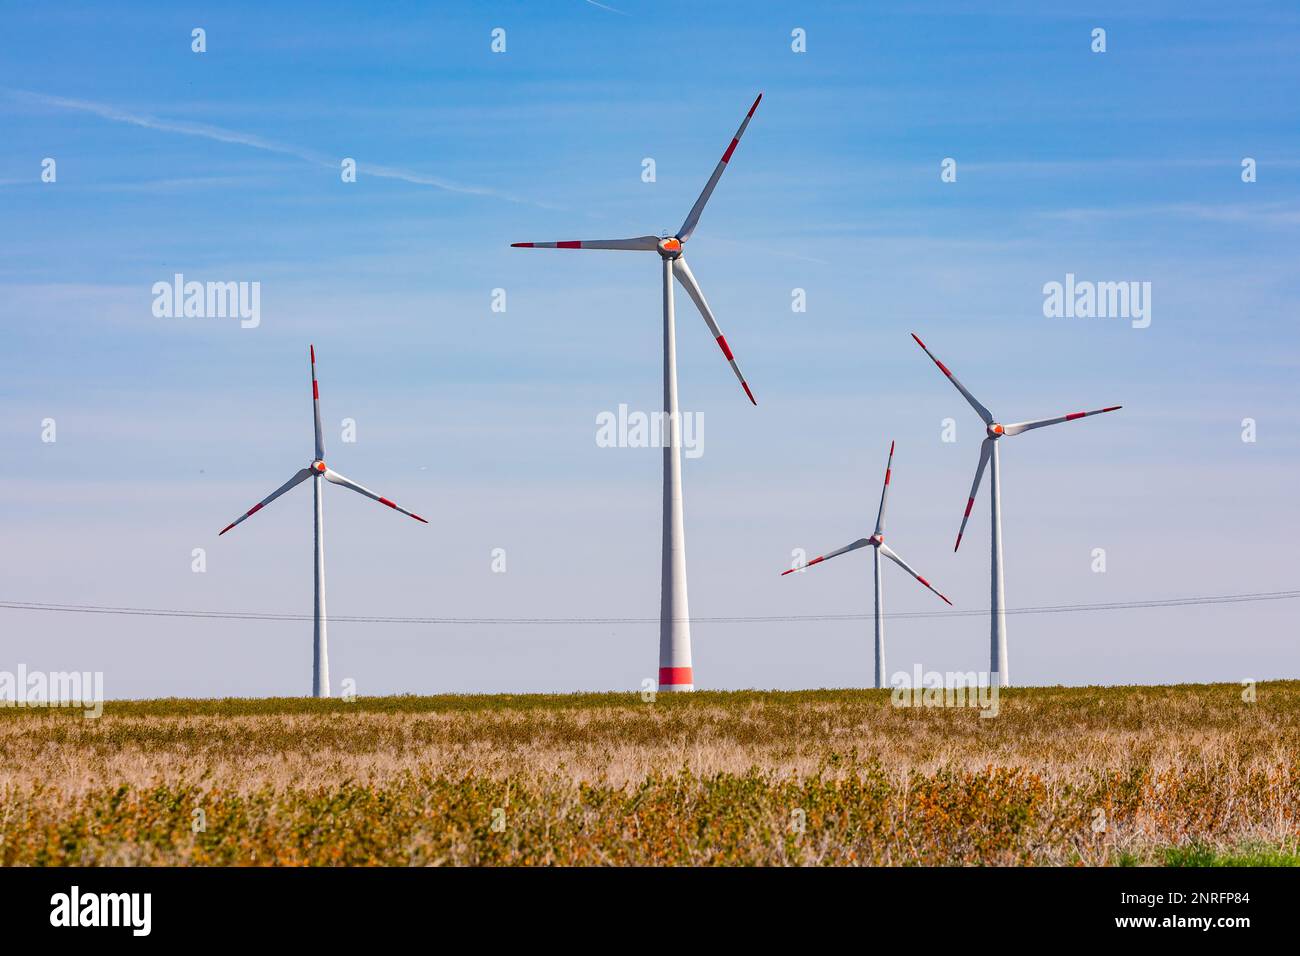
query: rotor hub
[
  {"left": 311, "top": 460, "right": 327, "bottom": 473},
  {"left": 871, "top": 533, "right": 883, "bottom": 546},
  {"left": 986, "top": 423, "right": 1005, "bottom": 438},
  {"left": 657, "top": 236, "right": 683, "bottom": 259}
]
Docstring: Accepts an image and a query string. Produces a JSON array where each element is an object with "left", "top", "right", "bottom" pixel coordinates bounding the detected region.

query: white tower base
[
  {"left": 313, "top": 473, "right": 330, "bottom": 698},
  {"left": 658, "top": 255, "right": 693, "bottom": 692},
  {"left": 990, "top": 440, "right": 1008, "bottom": 687},
  {"left": 872, "top": 547, "right": 885, "bottom": 689}
]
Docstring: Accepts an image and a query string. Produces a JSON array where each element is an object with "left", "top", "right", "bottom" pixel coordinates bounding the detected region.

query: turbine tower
[
  {"left": 911, "top": 332, "right": 1121, "bottom": 687},
  {"left": 218, "top": 346, "right": 428, "bottom": 697},
  {"left": 781, "top": 442, "right": 951, "bottom": 688},
  {"left": 511, "top": 94, "right": 764, "bottom": 692}
]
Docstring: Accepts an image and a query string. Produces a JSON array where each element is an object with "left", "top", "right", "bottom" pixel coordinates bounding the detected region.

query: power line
[{"left": 0, "top": 589, "right": 1296, "bottom": 626}]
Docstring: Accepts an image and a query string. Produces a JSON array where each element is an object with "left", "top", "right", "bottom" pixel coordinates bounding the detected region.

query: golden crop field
[{"left": 1, "top": 682, "right": 1297, "bottom": 866}]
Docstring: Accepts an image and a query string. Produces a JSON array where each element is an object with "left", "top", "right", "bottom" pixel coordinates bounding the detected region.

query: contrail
[
  {"left": 584, "top": 0, "right": 630, "bottom": 15},
  {"left": 7, "top": 89, "right": 557, "bottom": 208}
]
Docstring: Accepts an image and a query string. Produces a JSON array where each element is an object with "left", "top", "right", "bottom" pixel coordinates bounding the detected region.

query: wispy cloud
[
  {"left": 956, "top": 157, "right": 1300, "bottom": 175},
  {"left": 707, "top": 235, "right": 829, "bottom": 265},
  {"left": 1041, "top": 200, "right": 1300, "bottom": 227},
  {"left": 95, "top": 176, "right": 255, "bottom": 193},
  {"left": 7, "top": 90, "right": 558, "bottom": 208},
  {"left": 2, "top": 174, "right": 262, "bottom": 193},
  {"left": 584, "top": 0, "right": 630, "bottom": 14}
]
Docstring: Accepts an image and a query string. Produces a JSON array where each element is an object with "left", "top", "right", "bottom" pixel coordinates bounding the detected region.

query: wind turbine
[
  {"left": 218, "top": 346, "right": 428, "bottom": 698},
  {"left": 911, "top": 332, "right": 1121, "bottom": 687},
  {"left": 780, "top": 441, "right": 951, "bottom": 688},
  {"left": 511, "top": 93, "right": 764, "bottom": 692}
]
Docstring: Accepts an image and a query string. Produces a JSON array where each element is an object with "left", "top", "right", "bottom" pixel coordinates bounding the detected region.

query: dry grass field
[{"left": 1, "top": 683, "right": 1298, "bottom": 865}]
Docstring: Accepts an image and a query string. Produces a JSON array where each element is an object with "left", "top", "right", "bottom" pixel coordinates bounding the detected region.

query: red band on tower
[{"left": 659, "top": 667, "right": 693, "bottom": 686}]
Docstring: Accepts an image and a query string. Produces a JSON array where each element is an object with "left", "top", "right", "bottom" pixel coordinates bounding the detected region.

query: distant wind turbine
[
  {"left": 218, "top": 346, "right": 428, "bottom": 697},
  {"left": 511, "top": 93, "right": 764, "bottom": 692},
  {"left": 781, "top": 442, "right": 951, "bottom": 688},
  {"left": 911, "top": 332, "right": 1121, "bottom": 687}
]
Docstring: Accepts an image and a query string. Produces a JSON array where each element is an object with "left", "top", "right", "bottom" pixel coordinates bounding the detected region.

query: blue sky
[{"left": 1, "top": 2, "right": 1298, "bottom": 698}]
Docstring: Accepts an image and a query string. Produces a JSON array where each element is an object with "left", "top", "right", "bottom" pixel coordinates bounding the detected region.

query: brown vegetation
[{"left": 1, "top": 684, "right": 1297, "bottom": 865}]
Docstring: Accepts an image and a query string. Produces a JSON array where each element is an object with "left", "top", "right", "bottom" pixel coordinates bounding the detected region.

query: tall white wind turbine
[
  {"left": 511, "top": 94, "right": 764, "bottom": 692},
  {"left": 911, "top": 332, "right": 1121, "bottom": 687},
  {"left": 218, "top": 346, "right": 428, "bottom": 697},
  {"left": 781, "top": 441, "right": 951, "bottom": 688}
]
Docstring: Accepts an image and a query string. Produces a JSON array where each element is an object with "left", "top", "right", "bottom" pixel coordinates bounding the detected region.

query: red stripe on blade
[
  {"left": 510, "top": 242, "right": 534, "bottom": 248},
  {"left": 742, "top": 381, "right": 757, "bottom": 405},
  {"left": 1103, "top": 405, "right": 1122, "bottom": 412},
  {"left": 963, "top": 497, "right": 975, "bottom": 518},
  {"left": 247, "top": 503, "right": 263, "bottom": 516},
  {"left": 884, "top": 468, "right": 891, "bottom": 485},
  {"left": 557, "top": 241, "right": 581, "bottom": 249},
  {"left": 659, "top": 667, "right": 693, "bottom": 686},
  {"left": 715, "top": 335, "right": 734, "bottom": 360},
  {"left": 219, "top": 523, "right": 235, "bottom": 535},
  {"left": 1066, "top": 412, "right": 1085, "bottom": 421},
  {"left": 936, "top": 360, "right": 952, "bottom": 376},
  {"left": 721, "top": 138, "right": 739, "bottom": 163},
  {"left": 806, "top": 556, "right": 824, "bottom": 567},
  {"left": 911, "top": 332, "right": 926, "bottom": 349},
  {"left": 313, "top": 381, "right": 319, "bottom": 399},
  {"left": 310, "top": 345, "right": 315, "bottom": 363},
  {"left": 378, "top": 497, "right": 397, "bottom": 509},
  {"left": 747, "top": 93, "right": 763, "bottom": 117},
  {"left": 954, "top": 533, "right": 963, "bottom": 551}
]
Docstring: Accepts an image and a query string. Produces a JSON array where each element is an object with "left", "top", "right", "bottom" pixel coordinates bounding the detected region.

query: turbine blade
[
  {"left": 874, "top": 440, "right": 895, "bottom": 536},
  {"left": 1002, "top": 404, "right": 1122, "bottom": 436},
  {"left": 910, "top": 332, "right": 994, "bottom": 425},
  {"left": 955, "top": 438, "right": 994, "bottom": 552},
  {"left": 671, "top": 257, "right": 756, "bottom": 404},
  {"left": 781, "top": 537, "right": 869, "bottom": 575},
  {"left": 879, "top": 543, "right": 952, "bottom": 605},
  {"left": 219, "top": 468, "right": 312, "bottom": 535},
  {"left": 677, "top": 92, "right": 763, "bottom": 242},
  {"left": 509, "top": 236, "right": 660, "bottom": 251},
  {"left": 324, "top": 469, "right": 428, "bottom": 524},
  {"left": 310, "top": 345, "right": 324, "bottom": 460}
]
